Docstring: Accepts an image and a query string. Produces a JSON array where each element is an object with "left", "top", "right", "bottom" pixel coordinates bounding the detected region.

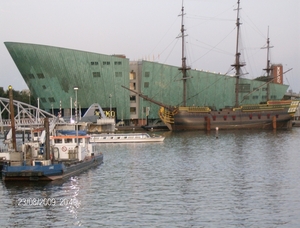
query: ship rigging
[{"left": 122, "top": 0, "right": 298, "bottom": 131}]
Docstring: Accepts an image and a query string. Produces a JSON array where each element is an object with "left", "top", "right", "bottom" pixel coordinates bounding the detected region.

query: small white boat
[{"left": 89, "top": 133, "right": 165, "bottom": 143}]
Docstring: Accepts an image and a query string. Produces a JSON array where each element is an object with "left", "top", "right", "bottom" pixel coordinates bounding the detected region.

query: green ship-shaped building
[{"left": 4, "top": 41, "right": 292, "bottom": 128}]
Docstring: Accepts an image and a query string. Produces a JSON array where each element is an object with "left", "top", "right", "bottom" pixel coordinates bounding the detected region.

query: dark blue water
[{"left": 1, "top": 128, "right": 300, "bottom": 227}]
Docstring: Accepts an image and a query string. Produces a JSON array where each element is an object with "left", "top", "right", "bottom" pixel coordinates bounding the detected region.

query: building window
[
  {"left": 28, "top": 74, "right": 35, "bottom": 79},
  {"left": 103, "top": 61, "right": 110, "bottom": 65},
  {"left": 37, "top": 73, "right": 45, "bottom": 79},
  {"left": 48, "top": 97, "right": 55, "bottom": 102},
  {"left": 130, "top": 82, "right": 136, "bottom": 90},
  {"left": 262, "top": 95, "right": 267, "bottom": 100},
  {"left": 252, "top": 95, "right": 259, "bottom": 99},
  {"left": 144, "top": 82, "right": 149, "bottom": 88},
  {"left": 130, "top": 107, "right": 136, "bottom": 114},
  {"left": 145, "top": 72, "right": 150, "bottom": 77},
  {"left": 243, "top": 95, "right": 249, "bottom": 100},
  {"left": 271, "top": 95, "right": 277, "bottom": 99},
  {"left": 93, "top": 72, "right": 101, "bottom": 77},
  {"left": 262, "top": 87, "right": 267, "bottom": 91},
  {"left": 114, "top": 61, "right": 122, "bottom": 65},
  {"left": 115, "top": 72, "right": 122, "bottom": 77},
  {"left": 130, "top": 96, "right": 136, "bottom": 103},
  {"left": 130, "top": 71, "right": 136, "bottom": 80},
  {"left": 253, "top": 87, "right": 258, "bottom": 91},
  {"left": 40, "top": 98, "right": 46, "bottom": 103},
  {"left": 238, "top": 84, "right": 250, "bottom": 93},
  {"left": 42, "top": 85, "right": 46, "bottom": 89}
]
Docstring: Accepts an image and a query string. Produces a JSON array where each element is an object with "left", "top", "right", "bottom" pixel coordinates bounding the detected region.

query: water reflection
[
  {"left": 1, "top": 173, "right": 90, "bottom": 226},
  {"left": 0, "top": 128, "right": 300, "bottom": 227}
]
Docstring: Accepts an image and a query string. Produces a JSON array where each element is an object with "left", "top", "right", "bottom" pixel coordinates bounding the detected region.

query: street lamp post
[
  {"left": 109, "top": 94, "right": 112, "bottom": 118},
  {"left": 70, "top": 97, "right": 72, "bottom": 123},
  {"left": 74, "top": 86, "right": 79, "bottom": 146}
]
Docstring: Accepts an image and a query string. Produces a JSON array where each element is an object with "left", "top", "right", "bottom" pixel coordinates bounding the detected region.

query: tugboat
[{"left": 1, "top": 86, "right": 103, "bottom": 181}]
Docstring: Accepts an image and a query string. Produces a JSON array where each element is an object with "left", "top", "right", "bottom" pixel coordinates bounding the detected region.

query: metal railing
[{"left": 0, "top": 97, "right": 57, "bottom": 130}]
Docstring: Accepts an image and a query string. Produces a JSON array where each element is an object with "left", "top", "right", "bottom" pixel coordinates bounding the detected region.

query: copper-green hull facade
[{"left": 5, "top": 42, "right": 289, "bottom": 124}]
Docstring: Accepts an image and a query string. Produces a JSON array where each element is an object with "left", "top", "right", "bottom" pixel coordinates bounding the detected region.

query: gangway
[{"left": 0, "top": 97, "right": 60, "bottom": 133}]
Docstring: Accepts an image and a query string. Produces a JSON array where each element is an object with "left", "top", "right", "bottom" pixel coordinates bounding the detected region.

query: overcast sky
[{"left": 1, "top": 0, "right": 299, "bottom": 93}]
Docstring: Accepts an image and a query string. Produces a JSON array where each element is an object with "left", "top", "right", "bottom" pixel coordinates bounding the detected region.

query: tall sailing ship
[{"left": 123, "top": 0, "right": 299, "bottom": 131}]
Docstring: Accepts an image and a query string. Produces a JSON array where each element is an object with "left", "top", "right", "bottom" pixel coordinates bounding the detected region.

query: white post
[
  {"left": 74, "top": 87, "right": 79, "bottom": 146},
  {"left": 79, "top": 103, "right": 81, "bottom": 120},
  {"left": 37, "top": 97, "right": 40, "bottom": 123},
  {"left": 70, "top": 97, "right": 72, "bottom": 123}
]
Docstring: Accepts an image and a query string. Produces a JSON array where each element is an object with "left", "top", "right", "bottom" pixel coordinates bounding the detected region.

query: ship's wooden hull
[
  {"left": 167, "top": 109, "right": 292, "bottom": 131},
  {"left": 159, "top": 102, "right": 299, "bottom": 131}
]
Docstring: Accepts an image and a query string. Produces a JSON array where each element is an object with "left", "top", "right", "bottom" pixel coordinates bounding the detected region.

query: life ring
[{"left": 62, "top": 146, "right": 67, "bottom": 152}]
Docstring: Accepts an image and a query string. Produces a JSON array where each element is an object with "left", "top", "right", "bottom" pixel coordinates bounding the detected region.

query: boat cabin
[{"left": 51, "top": 135, "right": 91, "bottom": 161}]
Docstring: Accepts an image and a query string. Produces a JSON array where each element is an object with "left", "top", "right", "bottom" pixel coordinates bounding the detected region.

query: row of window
[
  {"left": 41, "top": 93, "right": 277, "bottom": 105},
  {"left": 129, "top": 71, "right": 150, "bottom": 81},
  {"left": 54, "top": 138, "right": 83, "bottom": 143},
  {"left": 26, "top": 71, "right": 150, "bottom": 80},
  {"left": 26, "top": 76, "right": 274, "bottom": 92},
  {"left": 27, "top": 70, "right": 150, "bottom": 78},
  {"left": 28, "top": 72, "right": 124, "bottom": 79},
  {"left": 253, "top": 87, "right": 268, "bottom": 91},
  {"left": 238, "top": 85, "right": 269, "bottom": 93},
  {"left": 91, "top": 61, "right": 122, "bottom": 66}
]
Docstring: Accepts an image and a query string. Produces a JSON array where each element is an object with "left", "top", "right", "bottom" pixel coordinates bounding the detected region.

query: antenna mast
[
  {"left": 178, "top": 5, "right": 190, "bottom": 107},
  {"left": 262, "top": 27, "right": 274, "bottom": 100},
  {"left": 231, "top": 0, "right": 245, "bottom": 107}
]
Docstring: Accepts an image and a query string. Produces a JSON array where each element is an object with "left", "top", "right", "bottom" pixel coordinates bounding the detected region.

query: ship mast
[
  {"left": 231, "top": 0, "right": 245, "bottom": 107},
  {"left": 178, "top": 6, "right": 190, "bottom": 107},
  {"left": 262, "top": 27, "right": 273, "bottom": 100}
]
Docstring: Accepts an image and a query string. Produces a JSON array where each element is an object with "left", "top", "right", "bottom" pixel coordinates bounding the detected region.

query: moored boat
[
  {"left": 2, "top": 133, "right": 103, "bottom": 181},
  {"left": 89, "top": 133, "right": 164, "bottom": 143},
  {"left": 1, "top": 87, "right": 103, "bottom": 181}
]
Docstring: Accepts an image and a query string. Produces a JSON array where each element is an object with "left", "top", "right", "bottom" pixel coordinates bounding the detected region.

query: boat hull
[
  {"left": 90, "top": 133, "right": 165, "bottom": 143},
  {"left": 2, "top": 154, "right": 103, "bottom": 181},
  {"left": 91, "top": 138, "right": 165, "bottom": 143},
  {"left": 162, "top": 107, "right": 294, "bottom": 131}
]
